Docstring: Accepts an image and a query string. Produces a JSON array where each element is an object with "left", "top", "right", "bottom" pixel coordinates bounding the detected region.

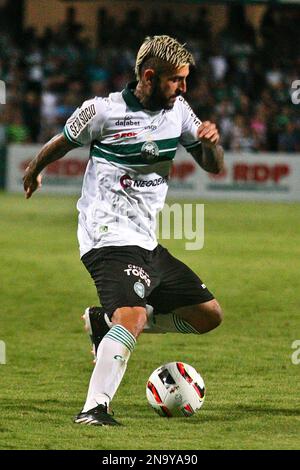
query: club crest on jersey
[
  {"left": 134, "top": 281, "right": 145, "bottom": 299},
  {"left": 141, "top": 141, "right": 159, "bottom": 162}
]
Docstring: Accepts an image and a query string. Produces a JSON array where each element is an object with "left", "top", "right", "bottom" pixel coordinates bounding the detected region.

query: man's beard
[{"left": 147, "top": 78, "right": 180, "bottom": 111}]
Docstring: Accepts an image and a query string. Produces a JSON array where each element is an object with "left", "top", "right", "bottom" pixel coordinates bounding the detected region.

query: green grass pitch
[{"left": 0, "top": 192, "right": 299, "bottom": 450}]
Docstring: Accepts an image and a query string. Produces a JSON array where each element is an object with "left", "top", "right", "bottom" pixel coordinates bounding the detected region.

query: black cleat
[
  {"left": 82, "top": 306, "right": 110, "bottom": 359},
  {"left": 74, "top": 404, "right": 121, "bottom": 426}
]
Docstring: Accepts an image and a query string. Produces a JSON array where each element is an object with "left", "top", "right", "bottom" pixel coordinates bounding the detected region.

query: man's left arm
[{"left": 190, "top": 121, "right": 224, "bottom": 174}]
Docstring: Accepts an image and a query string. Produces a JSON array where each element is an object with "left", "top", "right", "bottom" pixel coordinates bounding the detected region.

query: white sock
[
  {"left": 82, "top": 325, "right": 136, "bottom": 412},
  {"left": 144, "top": 304, "right": 200, "bottom": 334}
]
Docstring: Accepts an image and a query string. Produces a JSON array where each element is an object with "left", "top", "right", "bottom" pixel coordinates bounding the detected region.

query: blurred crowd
[{"left": 0, "top": 4, "right": 300, "bottom": 153}]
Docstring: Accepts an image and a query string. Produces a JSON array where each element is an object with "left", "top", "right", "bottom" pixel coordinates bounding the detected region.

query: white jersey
[{"left": 64, "top": 82, "right": 202, "bottom": 257}]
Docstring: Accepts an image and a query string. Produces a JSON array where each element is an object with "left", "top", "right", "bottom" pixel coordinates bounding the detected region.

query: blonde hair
[{"left": 135, "top": 35, "right": 195, "bottom": 80}]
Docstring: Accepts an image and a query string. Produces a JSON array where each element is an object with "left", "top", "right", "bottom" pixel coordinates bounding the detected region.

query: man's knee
[
  {"left": 193, "top": 299, "right": 223, "bottom": 333},
  {"left": 177, "top": 299, "right": 223, "bottom": 334},
  {"left": 204, "top": 299, "right": 223, "bottom": 328},
  {"left": 111, "top": 306, "right": 147, "bottom": 338}
]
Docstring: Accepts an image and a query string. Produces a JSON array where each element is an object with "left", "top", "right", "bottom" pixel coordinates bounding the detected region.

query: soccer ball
[{"left": 146, "top": 362, "right": 205, "bottom": 417}]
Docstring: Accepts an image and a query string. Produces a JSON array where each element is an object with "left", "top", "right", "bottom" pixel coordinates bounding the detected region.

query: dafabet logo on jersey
[{"left": 115, "top": 115, "right": 140, "bottom": 126}]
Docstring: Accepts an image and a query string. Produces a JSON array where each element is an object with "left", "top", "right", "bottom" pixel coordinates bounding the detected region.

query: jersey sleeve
[
  {"left": 63, "top": 97, "right": 108, "bottom": 146},
  {"left": 178, "top": 97, "right": 202, "bottom": 152}
]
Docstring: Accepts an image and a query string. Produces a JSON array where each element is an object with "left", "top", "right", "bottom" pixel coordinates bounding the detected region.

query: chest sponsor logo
[
  {"left": 113, "top": 132, "right": 138, "bottom": 140},
  {"left": 124, "top": 264, "right": 151, "bottom": 287},
  {"left": 120, "top": 174, "right": 168, "bottom": 190},
  {"left": 144, "top": 125, "right": 158, "bottom": 132},
  {"left": 115, "top": 115, "right": 140, "bottom": 126}
]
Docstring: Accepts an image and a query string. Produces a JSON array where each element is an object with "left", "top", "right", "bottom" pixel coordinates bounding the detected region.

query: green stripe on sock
[
  {"left": 173, "top": 314, "right": 191, "bottom": 333},
  {"left": 105, "top": 333, "right": 133, "bottom": 352},
  {"left": 173, "top": 314, "right": 189, "bottom": 333},
  {"left": 105, "top": 325, "right": 136, "bottom": 352},
  {"left": 112, "top": 326, "right": 136, "bottom": 347},
  {"left": 178, "top": 317, "right": 198, "bottom": 334},
  {"left": 173, "top": 314, "right": 200, "bottom": 334},
  {"left": 106, "top": 331, "right": 134, "bottom": 351}
]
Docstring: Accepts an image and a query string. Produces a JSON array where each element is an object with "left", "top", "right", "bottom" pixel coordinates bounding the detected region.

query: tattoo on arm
[
  {"left": 27, "top": 133, "right": 76, "bottom": 175},
  {"left": 190, "top": 144, "right": 224, "bottom": 174}
]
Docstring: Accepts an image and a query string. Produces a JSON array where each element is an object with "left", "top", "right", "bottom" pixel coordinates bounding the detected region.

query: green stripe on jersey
[
  {"left": 92, "top": 148, "right": 176, "bottom": 165},
  {"left": 91, "top": 137, "right": 179, "bottom": 165},
  {"left": 96, "top": 137, "right": 179, "bottom": 155}
]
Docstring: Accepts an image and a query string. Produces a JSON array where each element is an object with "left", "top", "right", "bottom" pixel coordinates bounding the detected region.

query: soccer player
[{"left": 23, "top": 35, "right": 224, "bottom": 426}]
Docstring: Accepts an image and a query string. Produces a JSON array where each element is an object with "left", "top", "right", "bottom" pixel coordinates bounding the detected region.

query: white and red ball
[{"left": 146, "top": 362, "right": 205, "bottom": 417}]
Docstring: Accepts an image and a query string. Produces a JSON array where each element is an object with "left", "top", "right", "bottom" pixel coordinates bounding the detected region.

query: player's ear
[{"left": 144, "top": 69, "right": 155, "bottom": 85}]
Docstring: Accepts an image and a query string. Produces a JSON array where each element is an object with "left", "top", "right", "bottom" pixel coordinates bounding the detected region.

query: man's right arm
[{"left": 23, "top": 133, "right": 78, "bottom": 199}]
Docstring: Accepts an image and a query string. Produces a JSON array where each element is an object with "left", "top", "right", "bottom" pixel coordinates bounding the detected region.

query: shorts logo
[
  {"left": 134, "top": 281, "right": 145, "bottom": 299},
  {"left": 124, "top": 264, "right": 151, "bottom": 286},
  {"left": 141, "top": 141, "right": 159, "bottom": 162}
]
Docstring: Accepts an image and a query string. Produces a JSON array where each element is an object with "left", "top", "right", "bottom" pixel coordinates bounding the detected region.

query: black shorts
[{"left": 81, "top": 244, "right": 214, "bottom": 318}]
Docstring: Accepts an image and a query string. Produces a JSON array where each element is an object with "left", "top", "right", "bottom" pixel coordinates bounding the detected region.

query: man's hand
[
  {"left": 190, "top": 121, "right": 224, "bottom": 174},
  {"left": 22, "top": 133, "right": 77, "bottom": 199},
  {"left": 23, "top": 167, "right": 42, "bottom": 199},
  {"left": 197, "top": 121, "right": 220, "bottom": 147}
]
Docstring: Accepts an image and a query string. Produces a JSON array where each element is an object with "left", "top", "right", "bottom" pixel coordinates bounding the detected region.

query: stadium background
[
  {"left": 1, "top": 0, "right": 300, "bottom": 151},
  {"left": 0, "top": 0, "right": 300, "bottom": 451},
  {"left": 1, "top": 0, "right": 300, "bottom": 199}
]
